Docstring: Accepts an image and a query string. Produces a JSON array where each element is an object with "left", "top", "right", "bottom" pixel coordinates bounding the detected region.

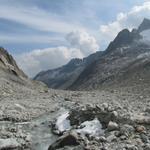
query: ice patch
[
  {"left": 56, "top": 112, "right": 71, "bottom": 133},
  {"left": 76, "top": 118, "right": 104, "bottom": 137}
]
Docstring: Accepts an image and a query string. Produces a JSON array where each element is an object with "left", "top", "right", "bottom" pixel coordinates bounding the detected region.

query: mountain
[
  {"left": 34, "top": 51, "right": 103, "bottom": 89},
  {"left": 69, "top": 18, "right": 150, "bottom": 90},
  {"left": 34, "top": 18, "right": 150, "bottom": 91},
  {"left": 0, "top": 47, "right": 27, "bottom": 78},
  {"left": 138, "top": 18, "right": 150, "bottom": 32}
]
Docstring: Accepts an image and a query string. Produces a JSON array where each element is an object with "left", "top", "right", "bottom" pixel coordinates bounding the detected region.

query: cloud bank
[
  {"left": 15, "top": 30, "right": 99, "bottom": 77},
  {"left": 15, "top": 47, "right": 83, "bottom": 77}
]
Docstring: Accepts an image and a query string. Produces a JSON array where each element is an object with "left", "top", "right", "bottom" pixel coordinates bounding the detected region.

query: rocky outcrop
[
  {"left": 0, "top": 47, "right": 27, "bottom": 78},
  {"left": 49, "top": 103, "right": 150, "bottom": 150}
]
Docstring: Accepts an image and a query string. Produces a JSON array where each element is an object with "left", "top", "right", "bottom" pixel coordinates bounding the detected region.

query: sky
[{"left": 0, "top": 0, "right": 150, "bottom": 77}]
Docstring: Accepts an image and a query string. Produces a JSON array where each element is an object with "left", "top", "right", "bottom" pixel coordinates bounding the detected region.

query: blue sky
[
  {"left": 0, "top": 0, "right": 149, "bottom": 76},
  {"left": 0, "top": 0, "right": 145, "bottom": 53}
]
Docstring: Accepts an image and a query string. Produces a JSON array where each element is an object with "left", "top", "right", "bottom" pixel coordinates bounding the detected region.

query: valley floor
[{"left": 0, "top": 78, "right": 150, "bottom": 150}]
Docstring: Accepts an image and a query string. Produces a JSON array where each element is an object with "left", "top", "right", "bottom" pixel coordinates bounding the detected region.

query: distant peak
[{"left": 138, "top": 18, "right": 150, "bottom": 32}]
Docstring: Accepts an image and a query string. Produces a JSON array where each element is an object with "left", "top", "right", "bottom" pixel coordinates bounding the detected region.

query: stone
[
  {"left": 107, "top": 121, "right": 119, "bottom": 131},
  {"left": 120, "top": 124, "right": 135, "bottom": 136},
  {"left": 48, "top": 132, "right": 82, "bottom": 150},
  {"left": 120, "top": 135, "right": 127, "bottom": 140},
  {"left": 136, "top": 126, "right": 146, "bottom": 133},
  {"left": 144, "top": 144, "right": 150, "bottom": 150},
  {"left": 112, "top": 111, "right": 118, "bottom": 118},
  {"left": 98, "top": 136, "right": 107, "bottom": 142},
  {"left": 133, "top": 116, "right": 150, "bottom": 125},
  {"left": 140, "top": 134, "right": 150, "bottom": 143},
  {"left": 106, "top": 134, "right": 117, "bottom": 143},
  {"left": 125, "top": 144, "right": 138, "bottom": 150},
  {"left": 102, "top": 103, "right": 109, "bottom": 110}
]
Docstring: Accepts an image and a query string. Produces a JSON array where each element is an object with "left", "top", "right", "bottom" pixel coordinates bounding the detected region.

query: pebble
[
  {"left": 107, "top": 121, "right": 119, "bottom": 131},
  {"left": 106, "top": 134, "right": 117, "bottom": 142},
  {"left": 136, "top": 126, "right": 146, "bottom": 133},
  {"left": 125, "top": 144, "right": 138, "bottom": 150}
]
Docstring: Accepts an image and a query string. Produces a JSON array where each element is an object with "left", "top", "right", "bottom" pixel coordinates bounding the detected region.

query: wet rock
[
  {"left": 107, "top": 121, "right": 118, "bottom": 131},
  {"left": 48, "top": 132, "right": 83, "bottom": 150}
]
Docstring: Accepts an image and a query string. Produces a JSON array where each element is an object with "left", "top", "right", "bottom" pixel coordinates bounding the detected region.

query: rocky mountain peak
[
  {"left": 106, "top": 29, "right": 140, "bottom": 52},
  {"left": 138, "top": 18, "right": 150, "bottom": 32}
]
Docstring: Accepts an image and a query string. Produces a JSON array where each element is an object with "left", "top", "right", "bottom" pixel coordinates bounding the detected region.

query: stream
[{"left": 0, "top": 108, "right": 67, "bottom": 150}]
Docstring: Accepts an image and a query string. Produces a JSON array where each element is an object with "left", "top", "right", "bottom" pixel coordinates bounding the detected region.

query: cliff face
[{"left": 0, "top": 47, "right": 27, "bottom": 78}]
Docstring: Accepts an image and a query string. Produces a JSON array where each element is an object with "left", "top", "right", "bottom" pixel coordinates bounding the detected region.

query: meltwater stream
[
  {"left": 27, "top": 109, "right": 69, "bottom": 150},
  {"left": 0, "top": 109, "right": 68, "bottom": 150},
  {"left": 0, "top": 107, "right": 105, "bottom": 150}
]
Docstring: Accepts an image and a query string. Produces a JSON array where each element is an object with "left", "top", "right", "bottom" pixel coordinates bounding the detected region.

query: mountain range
[{"left": 34, "top": 18, "right": 150, "bottom": 90}]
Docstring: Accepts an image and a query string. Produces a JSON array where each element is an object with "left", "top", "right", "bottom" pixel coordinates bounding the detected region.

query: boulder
[
  {"left": 48, "top": 132, "right": 82, "bottom": 150},
  {"left": 107, "top": 121, "right": 119, "bottom": 131}
]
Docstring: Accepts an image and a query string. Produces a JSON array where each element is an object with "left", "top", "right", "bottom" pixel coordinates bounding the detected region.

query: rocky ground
[{"left": 0, "top": 73, "right": 150, "bottom": 150}]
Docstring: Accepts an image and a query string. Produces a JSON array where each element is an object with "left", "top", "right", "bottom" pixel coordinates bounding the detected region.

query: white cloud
[
  {"left": 99, "top": 1, "right": 150, "bottom": 45},
  {"left": 66, "top": 30, "right": 99, "bottom": 55},
  {"left": 15, "top": 46, "right": 84, "bottom": 77},
  {"left": 0, "top": 34, "right": 64, "bottom": 44},
  {"left": 15, "top": 30, "right": 99, "bottom": 77},
  {"left": 0, "top": 4, "right": 84, "bottom": 34}
]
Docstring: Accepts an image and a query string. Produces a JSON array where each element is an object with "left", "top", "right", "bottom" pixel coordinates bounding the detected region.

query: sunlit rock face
[{"left": 0, "top": 47, "right": 27, "bottom": 78}]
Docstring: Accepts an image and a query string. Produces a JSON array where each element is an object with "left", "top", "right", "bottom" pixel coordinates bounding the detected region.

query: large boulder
[{"left": 48, "top": 132, "right": 84, "bottom": 150}]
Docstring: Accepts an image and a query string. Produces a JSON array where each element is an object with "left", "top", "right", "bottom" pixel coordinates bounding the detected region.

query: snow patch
[
  {"left": 76, "top": 118, "right": 104, "bottom": 137},
  {"left": 55, "top": 112, "right": 71, "bottom": 133}
]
